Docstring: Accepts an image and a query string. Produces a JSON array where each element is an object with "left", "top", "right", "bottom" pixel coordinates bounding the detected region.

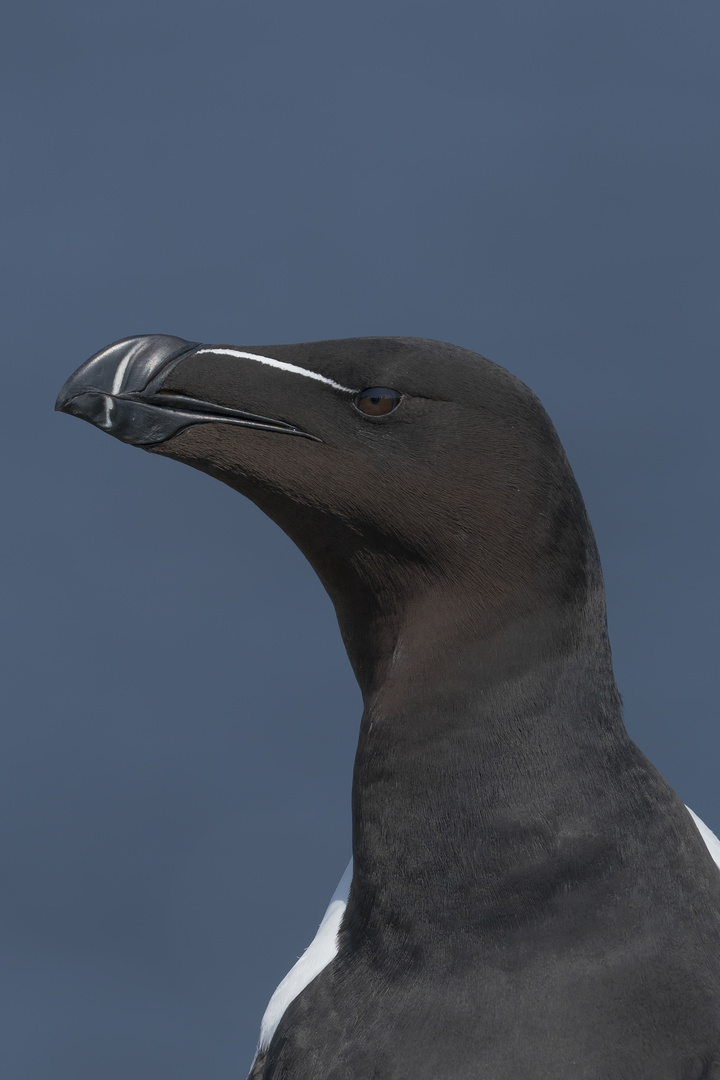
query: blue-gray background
[{"left": 2, "top": 1, "right": 718, "bottom": 1076}]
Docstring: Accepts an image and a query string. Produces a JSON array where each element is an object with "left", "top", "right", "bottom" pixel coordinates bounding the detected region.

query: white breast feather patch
[
  {"left": 257, "top": 859, "right": 353, "bottom": 1053},
  {"left": 253, "top": 808, "right": 718, "bottom": 1058},
  {"left": 687, "top": 806, "right": 720, "bottom": 870}
]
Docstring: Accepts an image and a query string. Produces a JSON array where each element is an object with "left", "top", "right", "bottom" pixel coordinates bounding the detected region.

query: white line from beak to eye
[{"left": 194, "top": 348, "right": 356, "bottom": 395}]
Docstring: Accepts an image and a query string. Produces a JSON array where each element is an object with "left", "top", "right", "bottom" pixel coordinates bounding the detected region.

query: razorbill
[{"left": 57, "top": 335, "right": 720, "bottom": 1080}]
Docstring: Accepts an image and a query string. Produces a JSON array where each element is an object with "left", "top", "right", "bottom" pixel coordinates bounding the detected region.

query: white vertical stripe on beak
[
  {"left": 111, "top": 350, "right": 135, "bottom": 395},
  {"left": 194, "top": 348, "right": 356, "bottom": 395}
]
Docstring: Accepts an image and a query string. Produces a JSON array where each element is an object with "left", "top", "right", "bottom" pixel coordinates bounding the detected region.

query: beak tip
[{"left": 55, "top": 334, "right": 199, "bottom": 432}]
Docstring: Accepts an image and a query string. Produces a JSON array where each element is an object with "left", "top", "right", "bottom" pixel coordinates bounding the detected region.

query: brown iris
[{"left": 354, "top": 387, "right": 402, "bottom": 416}]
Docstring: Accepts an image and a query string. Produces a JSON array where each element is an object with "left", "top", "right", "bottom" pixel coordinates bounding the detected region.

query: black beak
[{"left": 56, "top": 334, "right": 319, "bottom": 446}]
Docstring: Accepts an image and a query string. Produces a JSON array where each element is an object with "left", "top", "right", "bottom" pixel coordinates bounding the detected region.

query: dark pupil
[{"left": 355, "top": 387, "right": 400, "bottom": 416}]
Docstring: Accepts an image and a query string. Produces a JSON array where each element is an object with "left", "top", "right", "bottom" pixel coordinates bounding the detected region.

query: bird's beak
[{"left": 56, "top": 334, "right": 319, "bottom": 446}]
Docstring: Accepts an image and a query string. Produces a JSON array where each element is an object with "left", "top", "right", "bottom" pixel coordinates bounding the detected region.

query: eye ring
[{"left": 353, "top": 387, "right": 402, "bottom": 417}]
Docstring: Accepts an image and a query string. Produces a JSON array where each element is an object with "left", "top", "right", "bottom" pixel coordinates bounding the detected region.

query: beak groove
[{"left": 56, "top": 335, "right": 320, "bottom": 446}]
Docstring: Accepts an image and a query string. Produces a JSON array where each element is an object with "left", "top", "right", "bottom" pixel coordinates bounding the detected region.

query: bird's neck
[{"left": 346, "top": 592, "right": 639, "bottom": 945}]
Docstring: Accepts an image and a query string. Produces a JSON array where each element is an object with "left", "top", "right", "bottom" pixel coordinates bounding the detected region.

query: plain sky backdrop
[{"left": 2, "top": 1, "right": 719, "bottom": 1076}]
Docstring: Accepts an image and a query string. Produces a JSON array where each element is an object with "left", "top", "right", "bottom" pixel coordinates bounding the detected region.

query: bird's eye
[{"left": 354, "top": 387, "right": 402, "bottom": 416}]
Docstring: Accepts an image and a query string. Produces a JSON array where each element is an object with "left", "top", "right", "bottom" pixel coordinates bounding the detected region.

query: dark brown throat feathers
[{"left": 56, "top": 335, "right": 720, "bottom": 1080}]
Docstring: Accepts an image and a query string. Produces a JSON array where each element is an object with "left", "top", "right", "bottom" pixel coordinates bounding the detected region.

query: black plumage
[{"left": 57, "top": 335, "right": 720, "bottom": 1079}]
